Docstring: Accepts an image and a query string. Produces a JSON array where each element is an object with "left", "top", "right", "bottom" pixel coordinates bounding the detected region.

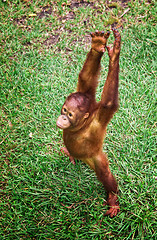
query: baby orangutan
[{"left": 57, "top": 28, "right": 121, "bottom": 217}]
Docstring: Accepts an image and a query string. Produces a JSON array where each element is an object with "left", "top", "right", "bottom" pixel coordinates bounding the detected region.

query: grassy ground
[{"left": 0, "top": 0, "right": 156, "bottom": 239}]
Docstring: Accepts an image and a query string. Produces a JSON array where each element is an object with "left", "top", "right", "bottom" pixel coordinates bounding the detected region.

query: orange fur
[{"left": 57, "top": 29, "right": 121, "bottom": 217}]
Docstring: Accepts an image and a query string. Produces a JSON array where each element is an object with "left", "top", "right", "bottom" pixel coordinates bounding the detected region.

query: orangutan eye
[
  {"left": 69, "top": 113, "right": 73, "bottom": 117},
  {"left": 63, "top": 108, "right": 67, "bottom": 113}
]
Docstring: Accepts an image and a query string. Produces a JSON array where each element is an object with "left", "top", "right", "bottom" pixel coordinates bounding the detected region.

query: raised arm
[
  {"left": 99, "top": 28, "right": 121, "bottom": 124},
  {"left": 77, "top": 31, "right": 110, "bottom": 98}
]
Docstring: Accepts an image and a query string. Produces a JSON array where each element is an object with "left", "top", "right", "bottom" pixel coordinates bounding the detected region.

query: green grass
[{"left": 0, "top": 0, "right": 157, "bottom": 239}]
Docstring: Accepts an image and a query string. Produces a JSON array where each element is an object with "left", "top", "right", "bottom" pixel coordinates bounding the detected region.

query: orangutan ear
[{"left": 84, "top": 112, "right": 89, "bottom": 119}]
